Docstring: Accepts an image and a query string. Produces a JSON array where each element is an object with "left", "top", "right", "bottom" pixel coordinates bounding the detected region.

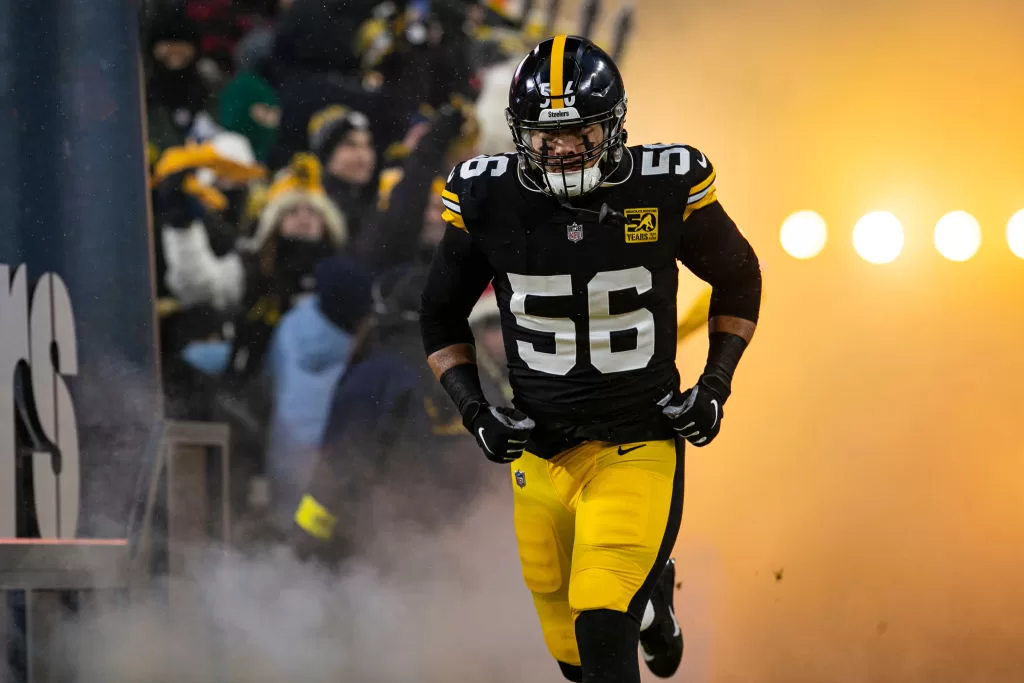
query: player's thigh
[
  {"left": 568, "top": 439, "right": 684, "bottom": 620},
  {"left": 511, "top": 452, "right": 579, "bottom": 664},
  {"left": 511, "top": 452, "right": 575, "bottom": 593}
]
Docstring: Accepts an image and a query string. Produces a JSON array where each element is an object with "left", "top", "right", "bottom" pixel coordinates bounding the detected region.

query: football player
[{"left": 419, "top": 35, "right": 761, "bottom": 683}]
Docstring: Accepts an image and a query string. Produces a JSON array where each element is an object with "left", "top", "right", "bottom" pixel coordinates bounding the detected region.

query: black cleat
[{"left": 639, "top": 557, "right": 683, "bottom": 678}]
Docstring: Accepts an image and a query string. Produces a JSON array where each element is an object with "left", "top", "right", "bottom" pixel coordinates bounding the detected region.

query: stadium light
[
  {"left": 853, "top": 211, "right": 904, "bottom": 264},
  {"left": 934, "top": 211, "right": 981, "bottom": 262},
  {"left": 780, "top": 210, "right": 827, "bottom": 259},
  {"left": 1008, "top": 210, "right": 1024, "bottom": 259}
]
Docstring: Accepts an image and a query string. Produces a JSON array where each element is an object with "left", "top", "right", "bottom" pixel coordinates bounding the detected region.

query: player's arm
[
  {"left": 420, "top": 162, "right": 491, "bottom": 374},
  {"left": 420, "top": 222, "right": 535, "bottom": 463},
  {"left": 678, "top": 199, "right": 761, "bottom": 398},
  {"left": 421, "top": 223, "right": 494, "bottom": 381},
  {"left": 661, "top": 150, "right": 762, "bottom": 446},
  {"left": 678, "top": 150, "right": 761, "bottom": 375}
]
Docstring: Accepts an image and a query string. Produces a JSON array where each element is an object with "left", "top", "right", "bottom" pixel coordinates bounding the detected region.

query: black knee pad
[
  {"left": 558, "top": 661, "right": 583, "bottom": 682},
  {"left": 575, "top": 609, "right": 641, "bottom": 683}
]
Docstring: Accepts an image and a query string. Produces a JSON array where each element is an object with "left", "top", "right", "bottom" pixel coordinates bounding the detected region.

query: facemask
[{"left": 544, "top": 165, "right": 605, "bottom": 199}]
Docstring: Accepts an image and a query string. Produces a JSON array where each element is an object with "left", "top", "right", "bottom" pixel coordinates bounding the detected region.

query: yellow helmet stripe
[{"left": 549, "top": 34, "right": 568, "bottom": 109}]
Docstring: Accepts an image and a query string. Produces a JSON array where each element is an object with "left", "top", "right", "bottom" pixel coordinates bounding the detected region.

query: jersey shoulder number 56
[
  {"left": 636, "top": 143, "right": 719, "bottom": 221},
  {"left": 440, "top": 153, "right": 515, "bottom": 232}
]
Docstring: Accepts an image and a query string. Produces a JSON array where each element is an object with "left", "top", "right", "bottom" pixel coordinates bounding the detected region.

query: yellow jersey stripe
[
  {"left": 294, "top": 494, "right": 337, "bottom": 540},
  {"left": 689, "top": 168, "right": 716, "bottom": 197},
  {"left": 441, "top": 188, "right": 460, "bottom": 204},
  {"left": 442, "top": 208, "right": 467, "bottom": 231},
  {"left": 683, "top": 187, "right": 718, "bottom": 221},
  {"left": 550, "top": 34, "right": 567, "bottom": 109}
]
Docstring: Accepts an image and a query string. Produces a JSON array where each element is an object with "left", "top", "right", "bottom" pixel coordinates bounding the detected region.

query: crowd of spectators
[{"left": 142, "top": 0, "right": 533, "bottom": 559}]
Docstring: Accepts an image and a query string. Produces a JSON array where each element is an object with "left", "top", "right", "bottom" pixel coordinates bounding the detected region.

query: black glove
[
  {"left": 659, "top": 376, "right": 728, "bottom": 447},
  {"left": 440, "top": 364, "right": 535, "bottom": 463},
  {"left": 464, "top": 403, "right": 535, "bottom": 464},
  {"left": 662, "top": 331, "right": 751, "bottom": 447}
]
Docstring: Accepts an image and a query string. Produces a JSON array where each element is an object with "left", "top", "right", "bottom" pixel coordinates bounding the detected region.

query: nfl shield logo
[
  {"left": 514, "top": 470, "right": 527, "bottom": 488},
  {"left": 567, "top": 221, "right": 584, "bottom": 243}
]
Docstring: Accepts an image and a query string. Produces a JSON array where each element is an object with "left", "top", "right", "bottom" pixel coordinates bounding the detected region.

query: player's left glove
[
  {"left": 661, "top": 331, "right": 751, "bottom": 447},
  {"left": 659, "top": 376, "right": 728, "bottom": 447}
]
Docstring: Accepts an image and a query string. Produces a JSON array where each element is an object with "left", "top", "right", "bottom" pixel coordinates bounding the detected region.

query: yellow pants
[{"left": 510, "top": 439, "right": 684, "bottom": 666}]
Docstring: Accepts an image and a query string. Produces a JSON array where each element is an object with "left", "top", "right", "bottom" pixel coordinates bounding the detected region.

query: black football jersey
[{"left": 436, "top": 144, "right": 723, "bottom": 454}]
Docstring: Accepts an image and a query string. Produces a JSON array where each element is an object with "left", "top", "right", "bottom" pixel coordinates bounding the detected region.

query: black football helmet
[{"left": 506, "top": 34, "right": 628, "bottom": 200}]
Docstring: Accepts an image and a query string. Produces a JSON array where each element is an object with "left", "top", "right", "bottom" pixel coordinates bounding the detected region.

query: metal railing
[{"left": 0, "top": 419, "right": 231, "bottom": 683}]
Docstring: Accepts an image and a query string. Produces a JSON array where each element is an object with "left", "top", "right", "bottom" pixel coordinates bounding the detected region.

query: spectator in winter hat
[
  {"left": 308, "top": 106, "right": 378, "bottom": 242},
  {"left": 264, "top": 253, "right": 376, "bottom": 531},
  {"left": 223, "top": 153, "right": 348, "bottom": 384},
  {"left": 244, "top": 152, "right": 347, "bottom": 281},
  {"left": 145, "top": 4, "right": 213, "bottom": 155},
  {"left": 153, "top": 131, "right": 267, "bottom": 314},
  {"left": 218, "top": 70, "right": 281, "bottom": 163},
  {"left": 354, "top": 104, "right": 473, "bottom": 273},
  {"left": 289, "top": 264, "right": 485, "bottom": 568}
]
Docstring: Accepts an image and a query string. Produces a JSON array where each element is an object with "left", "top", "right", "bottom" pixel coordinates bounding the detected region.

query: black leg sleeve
[
  {"left": 558, "top": 661, "right": 584, "bottom": 682},
  {"left": 575, "top": 609, "right": 642, "bottom": 683}
]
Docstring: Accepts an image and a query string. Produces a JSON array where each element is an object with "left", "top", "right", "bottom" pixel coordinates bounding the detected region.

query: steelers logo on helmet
[{"left": 506, "top": 34, "right": 629, "bottom": 200}]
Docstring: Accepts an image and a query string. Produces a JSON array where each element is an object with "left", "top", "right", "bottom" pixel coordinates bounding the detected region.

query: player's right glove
[
  {"left": 464, "top": 404, "right": 535, "bottom": 464},
  {"left": 439, "top": 363, "right": 535, "bottom": 464}
]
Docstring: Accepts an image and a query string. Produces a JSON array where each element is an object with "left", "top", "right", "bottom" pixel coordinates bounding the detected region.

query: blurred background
[
  {"left": 655, "top": 1, "right": 1024, "bottom": 683},
  {"left": 1, "top": 0, "right": 1023, "bottom": 681},
  {"left": 656, "top": 2, "right": 1024, "bottom": 681}
]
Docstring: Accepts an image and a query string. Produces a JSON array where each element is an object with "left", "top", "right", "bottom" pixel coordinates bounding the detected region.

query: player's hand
[
  {"left": 467, "top": 405, "right": 535, "bottom": 464},
  {"left": 659, "top": 378, "right": 727, "bottom": 447}
]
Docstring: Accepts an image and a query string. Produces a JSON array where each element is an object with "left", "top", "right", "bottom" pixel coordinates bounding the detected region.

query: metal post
[
  {"left": 162, "top": 421, "right": 232, "bottom": 681},
  {"left": 0, "top": 540, "right": 129, "bottom": 683},
  {"left": 25, "top": 592, "right": 62, "bottom": 683},
  {"left": 0, "top": 420, "right": 230, "bottom": 683},
  {"left": 164, "top": 420, "right": 231, "bottom": 548},
  {"left": 0, "top": 591, "right": 9, "bottom": 683}
]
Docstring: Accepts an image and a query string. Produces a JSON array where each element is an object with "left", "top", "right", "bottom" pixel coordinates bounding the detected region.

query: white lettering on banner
[
  {"left": 0, "top": 264, "right": 81, "bottom": 538},
  {"left": 0, "top": 265, "right": 29, "bottom": 537}
]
